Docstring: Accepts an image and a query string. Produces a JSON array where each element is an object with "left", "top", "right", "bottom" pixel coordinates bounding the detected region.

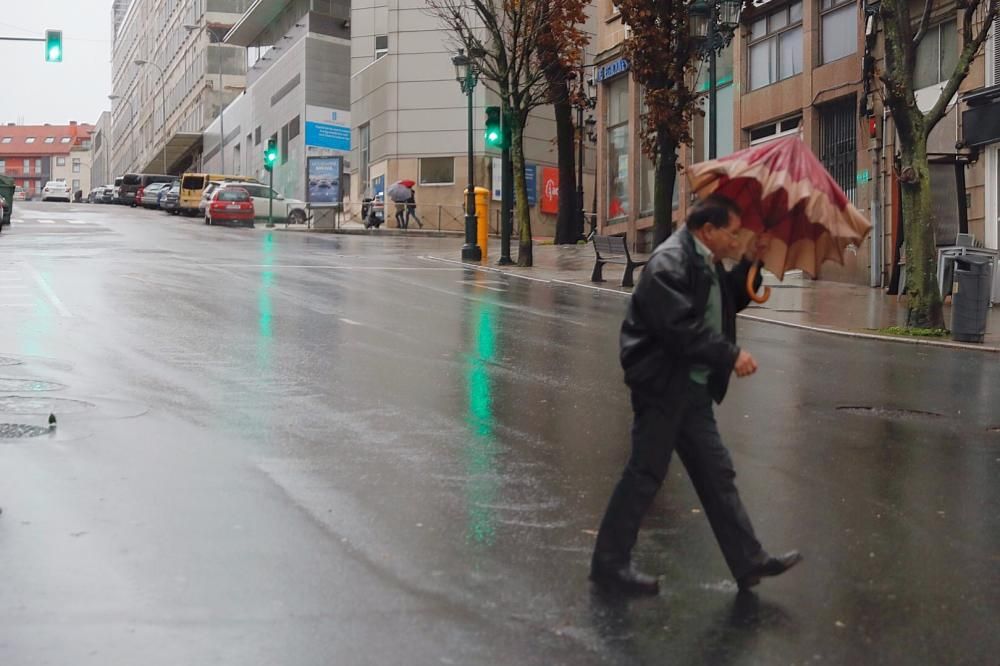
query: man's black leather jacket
[{"left": 619, "top": 226, "right": 761, "bottom": 404}]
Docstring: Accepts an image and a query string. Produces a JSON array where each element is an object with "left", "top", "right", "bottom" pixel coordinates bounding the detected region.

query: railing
[{"left": 306, "top": 202, "right": 471, "bottom": 232}]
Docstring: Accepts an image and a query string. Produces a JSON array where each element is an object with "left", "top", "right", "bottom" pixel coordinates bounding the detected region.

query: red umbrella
[
  {"left": 398, "top": 179, "right": 416, "bottom": 188},
  {"left": 686, "top": 137, "right": 871, "bottom": 302}
]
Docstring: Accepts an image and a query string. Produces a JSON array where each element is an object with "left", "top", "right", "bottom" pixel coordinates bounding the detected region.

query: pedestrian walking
[
  {"left": 405, "top": 192, "right": 423, "bottom": 229},
  {"left": 394, "top": 201, "right": 407, "bottom": 229},
  {"left": 589, "top": 194, "right": 801, "bottom": 595}
]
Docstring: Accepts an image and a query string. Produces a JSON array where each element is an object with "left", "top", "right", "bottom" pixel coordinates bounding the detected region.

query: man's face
[{"left": 705, "top": 211, "right": 743, "bottom": 261}]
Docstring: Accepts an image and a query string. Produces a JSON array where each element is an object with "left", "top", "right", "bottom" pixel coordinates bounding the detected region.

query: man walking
[{"left": 590, "top": 195, "right": 801, "bottom": 595}]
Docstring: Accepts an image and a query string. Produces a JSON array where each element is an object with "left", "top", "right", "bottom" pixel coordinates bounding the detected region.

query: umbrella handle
[{"left": 746, "top": 262, "right": 771, "bottom": 304}]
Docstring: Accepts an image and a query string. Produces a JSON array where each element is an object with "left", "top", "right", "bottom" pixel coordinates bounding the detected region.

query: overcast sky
[{"left": 1, "top": 1, "right": 113, "bottom": 126}]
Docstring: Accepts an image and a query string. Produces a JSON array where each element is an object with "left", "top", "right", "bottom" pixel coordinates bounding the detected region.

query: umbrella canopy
[
  {"left": 386, "top": 181, "right": 414, "bottom": 203},
  {"left": 686, "top": 137, "right": 871, "bottom": 282},
  {"left": 398, "top": 179, "right": 416, "bottom": 188}
]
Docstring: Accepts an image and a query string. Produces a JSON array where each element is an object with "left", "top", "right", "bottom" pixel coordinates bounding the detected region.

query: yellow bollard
[{"left": 475, "top": 186, "right": 490, "bottom": 261}]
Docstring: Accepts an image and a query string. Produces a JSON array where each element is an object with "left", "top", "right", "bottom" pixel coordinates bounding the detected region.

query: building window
[
  {"left": 35, "top": 159, "right": 42, "bottom": 172},
  {"left": 44, "top": 137, "right": 55, "bottom": 144},
  {"left": 375, "top": 35, "right": 388, "bottom": 59},
  {"left": 60, "top": 137, "right": 71, "bottom": 143},
  {"left": 288, "top": 115, "right": 300, "bottom": 141},
  {"left": 606, "top": 76, "right": 630, "bottom": 221},
  {"left": 25, "top": 137, "right": 36, "bottom": 144},
  {"left": 914, "top": 20, "right": 958, "bottom": 89},
  {"left": 72, "top": 158, "right": 81, "bottom": 173},
  {"left": 23, "top": 159, "right": 29, "bottom": 172},
  {"left": 72, "top": 179, "right": 80, "bottom": 191},
  {"left": 0, "top": 137, "right": 10, "bottom": 143},
  {"left": 748, "top": 2, "right": 803, "bottom": 91},
  {"left": 821, "top": 0, "right": 857, "bottom": 64},
  {"left": 359, "top": 123, "right": 370, "bottom": 188},
  {"left": 0, "top": 160, "right": 4, "bottom": 173},
  {"left": 281, "top": 125, "right": 289, "bottom": 165},
  {"left": 254, "top": 126, "right": 261, "bottom": 145},
  {"left": 819, "top": 99, "right": 857, "bottom": 204},
  {"left": 419, "top": 157, "right": 454, "bottom": 185},
  {"left": 57, "top": 157, "right": 66, "bottom": 166},
  {"left": 749, "top": 115, "right": 802, "bottom": 145}
]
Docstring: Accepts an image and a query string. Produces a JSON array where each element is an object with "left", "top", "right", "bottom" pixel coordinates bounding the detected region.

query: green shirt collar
[{"left": 692, "top": 233, "right": 714, "bottom": 265}]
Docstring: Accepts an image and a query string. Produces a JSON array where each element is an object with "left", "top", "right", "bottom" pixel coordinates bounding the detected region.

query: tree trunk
[
  {"left": 511, "top": 116, "right": 533, "bottom": 266},
  {"left": 652, "top": 130, "right": 678, "bottom": 246},
  {"left": 542, "top": 65, "right": 579, "bottom": 245},
  {"left": 898, "top": 131, "right": 945, "bottom": 328}
]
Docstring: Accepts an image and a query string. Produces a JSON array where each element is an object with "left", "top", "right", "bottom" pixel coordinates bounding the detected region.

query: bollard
[{"left": 475, "top": 187, "right": 490, "bottom": 261}]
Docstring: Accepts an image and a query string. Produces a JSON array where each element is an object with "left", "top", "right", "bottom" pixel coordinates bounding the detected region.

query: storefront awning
[{"left": 141, "top": 131, "right": 202, "bottom": 176}]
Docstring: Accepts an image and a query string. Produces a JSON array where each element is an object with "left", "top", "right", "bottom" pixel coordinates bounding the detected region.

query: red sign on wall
[{"left": 540, "top": 167, "right": 559, "bottom": 215}]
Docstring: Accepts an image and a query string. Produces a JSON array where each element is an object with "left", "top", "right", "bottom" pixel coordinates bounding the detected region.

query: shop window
[
  {"left": 914, "top": 20, "right": 958, "bottom": 89},
  {"left": 821, "top": 0, "right": 857, "bottom": 64},
  {"left": 606, "top": 76, "right": 629, "bottom": 221},
  {"left": 748, "top": 2, "right": 803, "bottom": 90},
  {"left": 419, "top": 157, "right": 454, "bottom": 185}
]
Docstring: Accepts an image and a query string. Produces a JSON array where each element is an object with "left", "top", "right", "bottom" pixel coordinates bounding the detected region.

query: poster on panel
[{"left": 307, "top": 156, "right": 343, "bottom": 205}]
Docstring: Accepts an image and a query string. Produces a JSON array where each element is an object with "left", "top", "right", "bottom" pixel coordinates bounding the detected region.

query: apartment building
[
  {"left": 89, "top": 112, "right": 113, "bottom": 191},
  {"left": 0, "top": 122, "right": 93, "bottom": 199},
  {"left": 201, "top": 0, "right": 351, "bottom": 202},
  {"left": 594, "top": 1, "right": 996, "bottom": 285},
  {"left": 109, "top": 0, "right": 251, "bottom": 178},
  {"left": 350, "top": 0, "right": 597, "bottom": 233}
]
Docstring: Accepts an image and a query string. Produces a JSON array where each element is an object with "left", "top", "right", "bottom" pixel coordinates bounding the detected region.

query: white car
[
  {"left": 216, "top": 181, "right": 308, "bottom": 224},
  {"left": 41, "top": 181, "right": 72, "bottom": 202}
]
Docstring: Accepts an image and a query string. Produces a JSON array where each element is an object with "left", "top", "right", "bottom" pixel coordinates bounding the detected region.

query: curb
[
  {"left": 289, "top": 227, "right": 464, "bottom": 239},
  {"left": 422, "top": 255, "right": 1000, "bottom": 354}
]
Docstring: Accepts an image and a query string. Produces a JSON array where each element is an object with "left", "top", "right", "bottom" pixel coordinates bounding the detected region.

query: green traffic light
[{"left": 45, "top": 30, "right": 63, "bottom": 63}]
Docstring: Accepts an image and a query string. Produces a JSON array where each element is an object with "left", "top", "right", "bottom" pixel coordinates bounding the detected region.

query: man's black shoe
[
  {"left": 590, "top": 565, "right": 660, "bottom": 595},
  {"left": 737, "top": 551, "right": 802, "bottom": 590}
]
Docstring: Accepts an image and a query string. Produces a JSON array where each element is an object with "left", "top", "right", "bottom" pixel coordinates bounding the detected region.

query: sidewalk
[{"left": 435, "top": 239, "right": 1000, "bottom": 352}]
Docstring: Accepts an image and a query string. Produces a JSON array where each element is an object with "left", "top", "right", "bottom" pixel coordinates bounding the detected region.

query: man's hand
[
  {"left": 744, "top": 233, "right": 772, "bottom": 262},
  {"left": 734, "top": 350, "right": 758, "bottom": 377}
]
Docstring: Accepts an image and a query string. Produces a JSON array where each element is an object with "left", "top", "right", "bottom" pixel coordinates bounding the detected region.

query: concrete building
[
  {"left": 201, "top": 0, "right": 351, "bottom": 203},
  {"left": 594, "top": 1, "right": 997, "bottom": 286},
  {"left": 349, "top": 0, "right": 597, "bottom": 233},
  {"left": 89, "top": 112, "right": 113, "bottom": 192},
  {"left": 109, "top": 0, "right": 251, "bottom": 179},
  {"left": 0, "top": 122, "right": 93, "bottom": 199}
]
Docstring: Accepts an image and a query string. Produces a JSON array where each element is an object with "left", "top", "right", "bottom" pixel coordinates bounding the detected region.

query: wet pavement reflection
[{"left": 0, "top": 203, "right": 998, "bottom": 664}]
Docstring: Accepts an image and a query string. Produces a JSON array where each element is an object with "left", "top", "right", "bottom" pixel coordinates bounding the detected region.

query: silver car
[
  {"left": 41, "top": 181, "right": 72, "bottom": 202},
  {"left": 140, "top": 182, "right": 169, "bottom": 208}
]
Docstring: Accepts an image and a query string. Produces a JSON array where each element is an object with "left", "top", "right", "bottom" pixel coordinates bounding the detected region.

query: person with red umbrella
[{"left": 589, "top": 194, "right": 802, "bottom": 596}]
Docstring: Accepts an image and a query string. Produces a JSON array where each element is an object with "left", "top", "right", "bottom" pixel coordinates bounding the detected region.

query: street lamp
[
  {"left": 453, "top": 48, "right": 483, "bottom": 261},
  {"left": 134, "top": 59, "right": 169, "bottom": 174},
  {"left": 569, "top": 70, "right": 597, "bottom": 241},
  {"left": 689, "top": 0, "right": 743, "bottom": 160},
  {"left": 184, "top": 23, "right": 228, "bottom": 175}
]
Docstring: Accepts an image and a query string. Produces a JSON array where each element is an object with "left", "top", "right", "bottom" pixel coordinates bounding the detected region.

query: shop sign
[
  {"left": 540, "top": 167, "right": 559, "bottom": 214},
  {"left": 596, "top": 58, "right": 630, "bottom": 82}
]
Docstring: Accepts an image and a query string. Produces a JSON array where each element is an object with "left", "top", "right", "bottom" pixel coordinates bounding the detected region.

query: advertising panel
[
  {"left": 307, "top": 156, "right": 343, "bottom": 205},
  {"left": 540, "top": 166, "right": 559, "bottom": 214}
]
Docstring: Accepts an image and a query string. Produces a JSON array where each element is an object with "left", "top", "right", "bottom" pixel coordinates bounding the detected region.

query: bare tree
[
  {"left": 879, "top": 0, "right": 999, "bottom": 327},
  {"left": 428, "top": 0, "right": 557, "bottom": 266},
  {"left": 616, "top": 0, "right": 703, "bottom": 245}
]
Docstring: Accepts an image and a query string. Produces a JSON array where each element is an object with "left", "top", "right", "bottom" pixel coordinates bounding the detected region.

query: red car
[{"left": 205, "top": 187, "right": 255, "bottom": 227}]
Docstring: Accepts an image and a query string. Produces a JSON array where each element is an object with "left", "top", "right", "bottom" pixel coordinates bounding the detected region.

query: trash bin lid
[{"left": 954, "top": 255, "right": 993, "bottom": 270}]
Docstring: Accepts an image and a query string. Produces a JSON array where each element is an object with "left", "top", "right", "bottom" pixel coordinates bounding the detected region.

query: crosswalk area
[{"left": 9, "top": 218, "right": 102, "bottom": 226}]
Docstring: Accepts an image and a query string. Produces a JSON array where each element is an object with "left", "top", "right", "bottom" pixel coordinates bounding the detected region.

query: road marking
[
  {"left": 339, "top": 318, "right": 363, "bottom": 326},
  {"left": 27, "top": 267, "right": 71, "bottom": 318},
  {"left": 68, "top": 220, "right": 87, "bottom": 225},
  {"left": 38, "top": 220, "right": 55, "bottom": 224}
]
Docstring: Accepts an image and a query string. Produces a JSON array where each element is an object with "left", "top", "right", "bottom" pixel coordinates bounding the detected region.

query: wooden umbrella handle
[{"left": 746, "top": 262, "right": 771, "bottom": 303}]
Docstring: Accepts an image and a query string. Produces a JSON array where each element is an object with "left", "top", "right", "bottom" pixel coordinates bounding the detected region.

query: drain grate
[
  {"left": 0, "top": 396, "right": 94, "bottom": 415},
  {"left": 837, "top": 406, "right": 943, "bottom": 420},
  {"left": 0, "top": 423, "right": 52, "bottom": 438},
  {"left": 0, "top": 357, "right": 23, "bottom": 367},
  {"left": 0, "top": 378, "right": 65, "bottom": 392}
]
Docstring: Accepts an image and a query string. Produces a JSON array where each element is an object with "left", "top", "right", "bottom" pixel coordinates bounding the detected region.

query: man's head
[{"left": 687, "top": 194, "right": 742, "bottom": 261}]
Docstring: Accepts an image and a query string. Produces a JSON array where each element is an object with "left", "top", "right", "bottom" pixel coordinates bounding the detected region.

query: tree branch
[{"left": 913, "top": 0, "right": 935, "bottom": 44}]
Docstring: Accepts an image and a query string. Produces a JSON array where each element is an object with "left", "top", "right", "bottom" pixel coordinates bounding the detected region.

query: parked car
[
  {"left": 214, "top": 181, "right": 308, "bottom": 224},
  {"left": 101, "top": 185, "right": 115, "bottom": 204},
  {"left": 112, "top": 176, "right": 124, "bottom": 204},
  {"left": 197, "top": 181, "right": 225, "bottom": 217},
  {"left": 140, "top": 182, "right": 169, "bottom": 208},
  {"left": 160, "top": 181, "right": 181, "bottom": 214},
  {"left": 204, "top": 187, "right": 255, "bottom": 227},
  {"left": 179, "top": 172, "right": 259, "bottom": 216},
  {"left": 41, "top": 181, "right": 72, "bottom": 202},
  {"left": 87, "top": 186, "right": 105, "bottom": 203},
  {"left": 121, "top": 173, "right": 174, "bottom": 207},
  {"left": 13, "top": 186, "right": 26, "bottom": 201}
]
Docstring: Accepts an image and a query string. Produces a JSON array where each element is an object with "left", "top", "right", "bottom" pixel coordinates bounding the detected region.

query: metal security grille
[{"left": 819, "top": 99, "right": 857, "bottom": 204}]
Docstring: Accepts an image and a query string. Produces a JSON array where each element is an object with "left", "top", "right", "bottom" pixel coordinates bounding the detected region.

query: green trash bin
[{"left": 0, "top": 175, "right": 14, "bottom": 229}]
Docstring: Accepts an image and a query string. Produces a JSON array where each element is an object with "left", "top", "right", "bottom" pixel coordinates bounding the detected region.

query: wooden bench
[{"left": 591, "top": 235, "right": 647, "bottom": 288}]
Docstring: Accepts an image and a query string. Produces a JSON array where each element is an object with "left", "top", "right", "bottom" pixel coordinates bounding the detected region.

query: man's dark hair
[{"left": 686, "top": 194, "right": 740, "bottom": 230}]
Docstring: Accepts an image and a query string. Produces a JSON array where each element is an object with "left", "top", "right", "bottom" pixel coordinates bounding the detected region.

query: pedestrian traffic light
[
  {"left": 485, "top": 106, "right": 506, "bottom": 149},
  {"left": 264, "top": 138, "right": 278, "bottom": 171},
  {"left": 45, "top": 30, "right": 62, "bottom": 63}
]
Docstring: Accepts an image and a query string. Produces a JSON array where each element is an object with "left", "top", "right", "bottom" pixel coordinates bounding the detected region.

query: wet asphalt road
[{"left": 0, "top": 202, "right": 998, "bottom": 665}]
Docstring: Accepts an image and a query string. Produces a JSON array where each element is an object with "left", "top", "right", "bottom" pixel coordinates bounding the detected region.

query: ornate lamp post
[
  {"left": 689, "top": 0, "right": 743, "bottom": 159},
  {"left": 453, "top": 48, "right": 483, "bottom": 261},
  {"left": 570, "top": 70, "right": 597, "bottom": 240}
]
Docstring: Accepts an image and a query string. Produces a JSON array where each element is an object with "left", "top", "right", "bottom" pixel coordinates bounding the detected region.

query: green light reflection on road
[{"left": 465, "top": 298, "right": 500, "bottom": 547}]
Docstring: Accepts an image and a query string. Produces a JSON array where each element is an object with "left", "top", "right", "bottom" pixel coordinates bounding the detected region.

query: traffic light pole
[
  {"left": 267, "top": 168, "right": 274, "bottom": 228},
  {"left": 498, "top": 107, "right": 514, "bottom": 265}
]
